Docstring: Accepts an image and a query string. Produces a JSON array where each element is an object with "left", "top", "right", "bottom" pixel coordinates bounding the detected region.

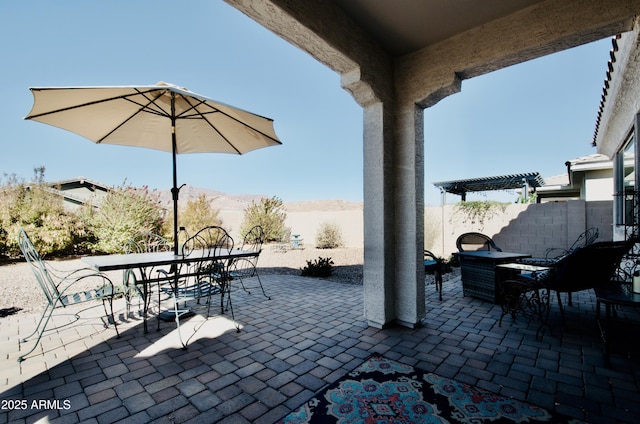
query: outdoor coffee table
[
  {"left": 595, "top": 281, "right": 640, "bottom": 361},
  {"left": 457, "top": 251, "right": 531, "bottom": 303}
]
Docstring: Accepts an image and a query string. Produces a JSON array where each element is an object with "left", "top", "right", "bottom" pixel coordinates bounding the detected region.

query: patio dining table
[{"left": 82, "top": 249, "right": 254, "bottom": 331}]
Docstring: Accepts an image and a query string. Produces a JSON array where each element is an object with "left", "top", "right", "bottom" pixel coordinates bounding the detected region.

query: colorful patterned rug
[{"left": 276, "top": 354, "right": 581, "bottom": 423}]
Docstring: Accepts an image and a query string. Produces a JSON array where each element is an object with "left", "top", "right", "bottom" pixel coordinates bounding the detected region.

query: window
[{"left": 615, "top": 131, "right": 636, "bottom": 228}]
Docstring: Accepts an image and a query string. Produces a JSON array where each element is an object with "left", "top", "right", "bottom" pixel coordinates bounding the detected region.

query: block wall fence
[{"left": 425, "top": 200, "right": 613, "bottom": 259}]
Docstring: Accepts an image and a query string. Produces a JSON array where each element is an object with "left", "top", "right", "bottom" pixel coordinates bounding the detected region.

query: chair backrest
[
  {"left": 123, "top": 232, "right": 171, "bottom": 254},
  {"left": 424, "top": 250, "right": 441, "bottom": 270},
  {"left": 17, "top": 229, "right": 59, "bottom": 305},
  {"left": 182, "top": 226, "right": 234, "bottom": 282},
  {"left": 456, "top": 232, "right": 502, "bottom": 252},
  {"left": 183, "top": 226, "right": 233, "bottom": 255},
  {"left": 568, "top": 227, "right": 599, "bottom": 251},
  {"left": 547, "top": 240, "right": 632, "bottom": 293},
  {"left": 241, "top": 226, "right": 265, "bottom": 253}
]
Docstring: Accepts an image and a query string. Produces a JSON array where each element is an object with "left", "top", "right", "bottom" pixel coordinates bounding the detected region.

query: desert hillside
[{"left": 157, "top": 185, "right": 364, "bottom": 247}]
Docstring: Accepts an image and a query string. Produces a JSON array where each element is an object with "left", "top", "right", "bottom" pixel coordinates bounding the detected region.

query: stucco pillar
[
  {"left": 362, "top": 98, "right": 425, "bottom": 329},
  {"left": 393, "top": 104, "right": 425, "bottom": 327},
  {"left": 362, "top": 102, "right": 395, "bottom": 328}
]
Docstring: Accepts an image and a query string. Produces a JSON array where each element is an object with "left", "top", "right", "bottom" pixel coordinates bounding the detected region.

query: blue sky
[{"left": 0, "top": 1, "right": 612, "bottom": 205}]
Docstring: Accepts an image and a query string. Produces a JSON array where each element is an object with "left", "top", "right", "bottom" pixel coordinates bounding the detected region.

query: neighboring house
[
  {"left": 536, "top": 154, "right": 613, "bottom": 203},
  {"left": 45, "top": 177, "right": 110, "bottom": 212},
  {"left": 593, "top": 26, "right": 640, "bottom": 241}
]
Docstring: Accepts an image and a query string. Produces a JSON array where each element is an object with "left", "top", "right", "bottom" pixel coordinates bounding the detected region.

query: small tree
[
  {"left": 83, "top": 184, "right": 164, "bottom": 253},
  {"left": 175, "top": 194, "right": 223, "bottom": 237},
  {"left": 315, "top": 221, "right": 344, "bottom": 249},
  {"left": 239, "top": 196, "right": 288, "bottom": 242}
]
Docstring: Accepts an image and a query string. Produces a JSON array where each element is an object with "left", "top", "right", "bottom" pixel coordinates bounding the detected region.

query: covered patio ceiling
[{"left": 433, "top": 172, "right": 545, "bottom": 200}]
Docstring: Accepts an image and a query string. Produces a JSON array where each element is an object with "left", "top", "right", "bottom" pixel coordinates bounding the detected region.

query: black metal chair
[
  {"left": 513, "top": 240, "right": 632, "bottom": 322},
  {"left": 122, "top": 232, "right": 172, "bottom": 320},
  {"left": 160, "top": 226, "right": 238, "bottom": 349},
  {"left": 17, "top": 228, "right": 120, "bottom": 362},
  {"left": 456, "top": 232, "right": 502, "bottom": 252},
  {"left": 424, "top": 250, "right": 443, "bottom": 301},
  {"left": 229, "top": 225, "right": 270, "bottom": 300},
  {"left": 517, "top": 227, "right": 600, "bottom": 305},
  {"left": 518, "top": 227, "right": 600, "bottom": 267}
]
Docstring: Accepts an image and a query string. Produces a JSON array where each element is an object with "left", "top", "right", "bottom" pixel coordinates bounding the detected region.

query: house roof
[
  {"left": 47, "top": 177, "right": 110, "bottom": 191},
  {"left": 592, "top": 35, "right": 622, "bottom": 147},
  {"left": 433, "top": 172, "right": 545, "bottom": 196}
]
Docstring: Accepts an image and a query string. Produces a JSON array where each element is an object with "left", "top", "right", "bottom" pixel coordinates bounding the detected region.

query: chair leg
[
  {"left": 18, "top": 303, "right": 55, "bottom": 362},
  {"left": 223, "top": 283, "right": 240, "bottom": 333},
  {"left": 436, "top": 271, "right": 443, "bottom": 301},
  {"left": 102, "top": 297, "right": 119, "bottom": 338}
]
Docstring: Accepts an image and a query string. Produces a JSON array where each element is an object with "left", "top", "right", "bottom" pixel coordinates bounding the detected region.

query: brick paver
[{"left": 1, "top": 274, "right": 639, "bottom": 423}]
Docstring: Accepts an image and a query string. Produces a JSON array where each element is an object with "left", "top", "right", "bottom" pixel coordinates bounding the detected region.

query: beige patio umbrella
[{"left": 25, "top": 82, "right": 282, "bottom": 254}]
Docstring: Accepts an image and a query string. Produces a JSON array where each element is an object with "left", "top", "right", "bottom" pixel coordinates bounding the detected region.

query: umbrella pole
[{"left": 171, "top": 93, "right": 180, "bottom": 256}]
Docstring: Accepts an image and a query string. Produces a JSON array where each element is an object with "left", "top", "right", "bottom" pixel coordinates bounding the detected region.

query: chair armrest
[{"left": 544, "top": 247, "right": 568, "bottom": 259}]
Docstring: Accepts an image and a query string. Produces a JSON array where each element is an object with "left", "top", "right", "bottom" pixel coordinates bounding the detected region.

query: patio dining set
[
  {"left": 452, "top": 230, "right": 640, "bottom": 361},
  {"left": 15, "top": 225, "right": 270, "bottom": 362}
]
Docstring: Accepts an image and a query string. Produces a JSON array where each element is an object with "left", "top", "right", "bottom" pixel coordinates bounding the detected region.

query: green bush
[
  {"left": 300, "top": 257, "right": 334, "bottom": 277},
  {"left": 82, "top": 184, "right": 164, "bottom": 253},
  {"left": 164, "top": 194, "right": 222, "bottom": 241},
  {"left": 315, "top": 221, "right": 344, "bottom": 249},
  {"left": 0, "top": 170, "right": 81, "bottom": 258},
  {"left": 240, "top": 196, "right": 289, "bottom": 242}
]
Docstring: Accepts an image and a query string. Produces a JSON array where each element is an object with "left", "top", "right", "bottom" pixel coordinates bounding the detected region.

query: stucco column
[
  {"left": 362, "top": 102, "right": 395, "bottom": 328},
  {"left": 362, "top": 99, "right": 425, "bottom": 328},
  {"left": 393, "top": 103, "right": 425, "bottom": 327}
]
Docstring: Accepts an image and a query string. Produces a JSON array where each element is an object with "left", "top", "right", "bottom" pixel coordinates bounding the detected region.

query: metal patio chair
[
  {"left": 424, "top": 250, "right": 443, "bottom": 301},
  {"left": 159, "top": 226, "right": 238, "bottom": 349},
  {"left": 229, "top": 225, "right": 271, "bottom": 300},
  {"left": 16, "top": 228, "right": 120, "bottom": 362},
  {"left": 517, "top": 227, "right": 599, "bottom": 305},
  {"left": 508, "top": 240, "right": 632, "bottom": 323},
  {"left": 122, "top": 232, "right": 173, "bottom": 326}
]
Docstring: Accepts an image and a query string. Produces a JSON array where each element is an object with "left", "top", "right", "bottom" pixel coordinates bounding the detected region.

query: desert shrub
[
  {"left": 240, "top": 196, "right": 289, "bottom": 242},
  {"left": 164, "top": 194, "right": 222, "bottom": 240},
  {"left": 0, "top": 169, "right": 81, "bottom": 257},
  {"left": 300, "top": 257, "right": 334, "bottom": 277},
  {"left": 315, "top": 221, "right": 344, "bottom": 249},
  {"left": 83, "top": 184, "right": 164, "bottom": 253}
]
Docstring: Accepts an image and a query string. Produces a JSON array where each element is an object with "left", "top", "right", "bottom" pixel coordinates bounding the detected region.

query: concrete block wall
[
  {"left": 426, "top": 200, "right": 613, "bottom": 258},
  {"left": 586, "top": 201, "right": 614, "bottom": 241}
]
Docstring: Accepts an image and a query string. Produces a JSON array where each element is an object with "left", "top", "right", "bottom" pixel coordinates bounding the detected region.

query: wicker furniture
[
  {"left": 457, "top": 251, "right": 531, "bottom": 303},
  {"left": 456, "top": 232, "right": 502, "bottom": 252}
]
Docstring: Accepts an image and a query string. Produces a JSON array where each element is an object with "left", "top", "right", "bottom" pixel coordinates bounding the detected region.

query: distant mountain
[
  {"left": 155, "top": 185, "right": 270, "bottom": 212},
  {"left": 154, "top": 185, "right": 362, "bottom": 212}
]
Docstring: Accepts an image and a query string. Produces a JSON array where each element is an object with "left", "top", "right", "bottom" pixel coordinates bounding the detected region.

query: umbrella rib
[
  {"left": 96, "top": 90, "right": 172, "bottom": 143},
  {"left": 178, "top": 95, "right": 281, "bottom": 153},
  {"left": 26, "top": 88, "right": 167, "bottom": 120}
]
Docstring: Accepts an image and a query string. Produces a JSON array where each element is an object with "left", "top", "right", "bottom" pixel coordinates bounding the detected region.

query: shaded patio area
[{"left": 1, "top": 272, "right": 639, "bottom": 423}]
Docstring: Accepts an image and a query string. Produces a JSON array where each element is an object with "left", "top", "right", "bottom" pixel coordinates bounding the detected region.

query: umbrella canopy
[{"left": 25, "top": 82, "right": 282, "bottom": 254}]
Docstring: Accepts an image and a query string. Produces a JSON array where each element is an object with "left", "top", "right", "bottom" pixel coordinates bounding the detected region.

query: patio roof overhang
[{"left": 433, "top": 172, "right": 545, "bottom": 200}]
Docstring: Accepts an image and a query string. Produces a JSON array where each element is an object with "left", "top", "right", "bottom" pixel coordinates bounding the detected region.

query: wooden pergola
[{"left": 434, "top": 172, "right": 545, "bottom": 201}]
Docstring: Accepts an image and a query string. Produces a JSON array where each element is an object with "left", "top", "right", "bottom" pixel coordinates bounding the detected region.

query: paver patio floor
[{"left": 1, "top": 273, "right": 639, "bottom": 423}]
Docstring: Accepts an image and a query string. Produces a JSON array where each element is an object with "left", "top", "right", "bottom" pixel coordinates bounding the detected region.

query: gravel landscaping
[{"left": 0, "top": 246, "right": 458, "bottom": 316}]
